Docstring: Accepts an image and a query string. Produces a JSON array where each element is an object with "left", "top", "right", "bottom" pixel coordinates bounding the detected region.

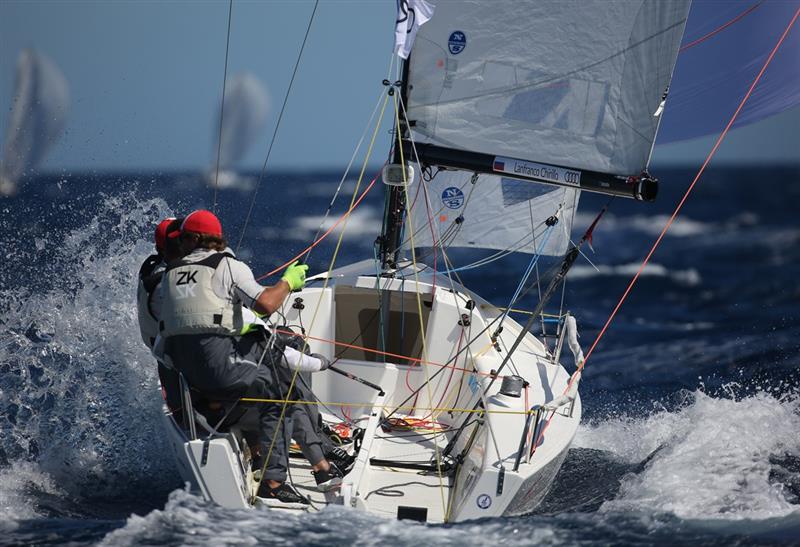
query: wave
[
  {"left": 574, "top": 388, "right": 800, "bottom": 521},
  {"left": 260, "top": 205, "right": 382, "bottom": 244},
  {"left": 0, "top": 191, "right": 181, "bottom": 520},
  {"left": 568, "top": 262, "right": 702, "bottom": 286}
]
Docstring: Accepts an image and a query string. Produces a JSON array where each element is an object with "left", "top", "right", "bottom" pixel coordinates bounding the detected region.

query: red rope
[
  {"left": 274, "top": 327, "right": 499, "bottom": 377},
  {"left": 577, "top": 5, "right": 800, "bottom": 376},
  {"left": 680, "top": 1, "right": 763, "bottom": 53},
  {"left": 256, "top": 173, "right": 379, "bottom": 281},
  {"left": 527, "top": 8, "right": 800, "bottom": 457}
]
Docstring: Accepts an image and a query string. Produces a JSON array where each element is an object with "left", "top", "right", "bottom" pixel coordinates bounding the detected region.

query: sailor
[
  {"left": 158, "top": 209, "right": 341, "bottom": 504},
  {"left": 136, "top": 217, "right": 183, "bottom": 414}
]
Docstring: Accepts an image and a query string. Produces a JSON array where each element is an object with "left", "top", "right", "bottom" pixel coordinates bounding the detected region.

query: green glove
[{"left": 281, "top": 261, "right": 309, "bottom": 291}]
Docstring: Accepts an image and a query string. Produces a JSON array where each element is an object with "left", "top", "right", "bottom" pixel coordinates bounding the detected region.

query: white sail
[
  {"left": 407, "top": 170, "right": 579, "bottom": 256},
  {"left": 213, "top": 73, "right": 269, "bottom": 171},
  {"left": 1, "top": 49, "right": 69, "bottom": 196},
  {"left": 405, "top": 0, "right": 691, "bottom": 176}
]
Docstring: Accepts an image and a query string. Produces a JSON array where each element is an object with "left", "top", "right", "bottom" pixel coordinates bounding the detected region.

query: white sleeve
[
  {"left": 213, "top": 257, "right": 266, "bottom": 309},
  {"left": 282, "top": 346, "right": 325, "bottom": 373}
]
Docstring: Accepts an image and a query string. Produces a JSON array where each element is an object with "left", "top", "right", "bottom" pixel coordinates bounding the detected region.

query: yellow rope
[
  {"left": 394, "top": 93, "right": 448, "bottom": 517},
  {"left": 255, "top": 92, "right": 391, "bottom": 500},
  {"left": 238, "top": 396, "right": 541, "bottom": 415}
]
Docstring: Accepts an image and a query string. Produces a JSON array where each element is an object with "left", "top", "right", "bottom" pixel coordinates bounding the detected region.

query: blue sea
[{"left": 1, "top": 165, "right": 799, "bottom": 545}]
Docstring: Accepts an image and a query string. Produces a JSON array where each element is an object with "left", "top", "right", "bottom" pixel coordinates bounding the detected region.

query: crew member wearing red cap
[
  {"left": 136, "top": 217, "right": 184, "bottom": 414},
  {"left": 158, "top": 209, "right": 338, "bottom": 504}
]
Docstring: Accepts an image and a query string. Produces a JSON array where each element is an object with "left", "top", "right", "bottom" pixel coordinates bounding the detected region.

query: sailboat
[
  {"left": 159, "top": 0, "right": 797, "bottom": 522},
  {"left": 0, "top": 49, "right": 69, "bottom": 196},
  {"left": 204, "top": 72, "right": 269, "bottom": 191}
]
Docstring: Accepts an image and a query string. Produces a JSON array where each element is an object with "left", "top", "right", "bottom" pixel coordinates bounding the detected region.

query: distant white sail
[
  {"left": 407, "top": 170, "right": 579, "bottom": 256},
  {"left": 405, "top": 0, "right": 691, "bottom": 176},
  {"left": 0, "top": 49, "right": 69, "bottom": 196},
  {"left": 212, "top": 73, "right": 269, "bottom": 172}
]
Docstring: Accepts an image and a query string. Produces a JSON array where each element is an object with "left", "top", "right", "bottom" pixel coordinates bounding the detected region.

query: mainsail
[
  {"left": 402, "top": 0, "right": 690, "bottom": 255},
  {"left": 404, "top": 1, "right": 691, "bottom": 177},
  {"left": 0, "top": 49, "right": 69, "bottom": 196}
]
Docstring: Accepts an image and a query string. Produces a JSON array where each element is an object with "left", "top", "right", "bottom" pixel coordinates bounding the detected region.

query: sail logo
[
  {"left": 441, "top": 186, "right": 465, "bottom": 209},
  {"left": 448, "top": 31, "right": 466, "bottom": 54}
]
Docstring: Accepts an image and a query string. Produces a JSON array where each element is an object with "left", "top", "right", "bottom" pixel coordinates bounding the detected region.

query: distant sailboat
[
  {"left": 0, "top": 49, "right": 69, "bottom": 196},
  {"left": 206, "top": 72, "right": 269, "bottom": 191}
]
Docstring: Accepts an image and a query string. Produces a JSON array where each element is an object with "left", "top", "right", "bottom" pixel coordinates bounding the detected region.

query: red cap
[
  {"left": 181, "top": 209, "right": 223, "bottom": 237},
  {"left": 154, "top": 217, "right": 176, "bottom": 252}
]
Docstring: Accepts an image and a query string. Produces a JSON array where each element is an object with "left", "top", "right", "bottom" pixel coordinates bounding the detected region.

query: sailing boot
[
  {"left": 312, "top": 462, "right": 343, "bottom": 492},
  {"left": 258, "top": 481, "right": 309, "bottom": 505},
  {"left": 326, "top": 446, "right": 355, "bottom": 473}
]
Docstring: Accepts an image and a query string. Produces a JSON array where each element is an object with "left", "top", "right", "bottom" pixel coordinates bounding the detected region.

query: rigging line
[
  {"left": 576, "top": 5, "right": 800, "bottom": 377},
  {"left": 236, "top": 397, "right": 550, "bottom": 418},
  {"left": 558, "top": 192, "right": 601, "bottom": 348},
  {"left": 255, "top": 173, "right": 379, "bottom": 281},
  {"left": 211, "top": 0, "right": 234, "bottom": 216},
  {"left": 236, "top": 0, "right": 320, "bottom": 253},
  {"left": 380, "top": 210, "right": 584, "bottom": 423},
  {"left": 396, "top": 93, "right": 467, "bottom": 299},
  {"left": 680, "top": 1, "right": 763, "bottom": 52},
  {"left": 381, "top": 250, "right": 569, "bottom": 421},
  {"left": 255, "top": 82, "right": 388, "bottom": 492},
  {"left": 393, "top": 93, "right": 447, "bottom": 515},
  {"left": 306, "top": 54, "right": 395, "bottom": 264},
  {"left": 495, "top": 222, "right": 556, "bottom": 334},
  {"left": 436, "top": 205, "right": 611, "bottom": 450}
]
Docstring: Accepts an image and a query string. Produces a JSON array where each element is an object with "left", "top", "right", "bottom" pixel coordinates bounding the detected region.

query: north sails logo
[
  {"left": 441, "top": 186, "right": 465, "bottom": 209},
  {"left": 448, "top": 31, "right": 466, "bottom": 54}
]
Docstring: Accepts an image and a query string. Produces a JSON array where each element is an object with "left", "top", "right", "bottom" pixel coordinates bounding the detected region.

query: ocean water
[{"left": 1, "top": 165, "right": 798, "bottom": 545}]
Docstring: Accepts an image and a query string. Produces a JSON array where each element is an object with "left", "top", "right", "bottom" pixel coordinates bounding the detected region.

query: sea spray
[
  {"left": 0, "top": 191, "right": 181, "bottom": 518},
  {"left": 574, "top": 387, "right": 800, "bottom": 520}
]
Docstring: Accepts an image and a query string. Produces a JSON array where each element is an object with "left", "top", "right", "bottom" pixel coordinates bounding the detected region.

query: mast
[{"left": 378, "top": 57, "right": 412, "bottom": 271}]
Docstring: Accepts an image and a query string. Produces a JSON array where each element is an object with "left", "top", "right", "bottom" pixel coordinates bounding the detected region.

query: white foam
[
  {"left": 568, "top": 262, "right": 702, "bottom": 286},
  {"left": 573, "top": 212, "right": 713, "bottom": 238},
  {"left": 0, "top": 191, "right": 180, "bottom": 516},
  {"left": 290, "top": 205, "right": 382, "bottom": 241},
  {"left": 0, "top": 462, "right": 61, "bottom": 524},
  {"left": 575, "top": 389, "right": 800, "bottom": 520}
]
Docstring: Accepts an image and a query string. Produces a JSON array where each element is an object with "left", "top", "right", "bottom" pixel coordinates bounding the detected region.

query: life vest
[
  {"left": 136, "top": 254, "right": 164, "bottom": 348},
  {"left": 158, "top": 251, "right": 243, "bottom": 337}
]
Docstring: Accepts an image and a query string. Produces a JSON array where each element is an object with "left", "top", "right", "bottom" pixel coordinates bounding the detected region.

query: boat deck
[{"left": 271, "top": 419, "right": 454, "bottom": 520}]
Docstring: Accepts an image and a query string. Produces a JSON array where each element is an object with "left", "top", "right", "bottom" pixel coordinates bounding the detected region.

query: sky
[{"left": 1, "top": 0, "right": 798, "bottom": 174}]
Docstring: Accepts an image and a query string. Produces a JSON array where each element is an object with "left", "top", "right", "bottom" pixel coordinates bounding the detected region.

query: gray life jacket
[
  {"left": 158, "top": 251, "right": 243, "bottom": 337},
  {"left": 136, "top": 254, "right": 163, "bottom": 348}
]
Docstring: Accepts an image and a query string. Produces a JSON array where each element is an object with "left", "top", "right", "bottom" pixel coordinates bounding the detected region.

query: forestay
[{"left": 404, "top": 0, "right": 691, "bottom": 176}]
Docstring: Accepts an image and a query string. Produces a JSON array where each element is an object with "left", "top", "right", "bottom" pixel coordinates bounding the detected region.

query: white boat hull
[{"left": 161, "top": 262, "right": 581, "bottom": 522}]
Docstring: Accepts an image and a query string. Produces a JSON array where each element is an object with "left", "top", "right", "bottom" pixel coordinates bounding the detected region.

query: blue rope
[{"left": 498, "top": 225, "right": 555, "bottom": 325}]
